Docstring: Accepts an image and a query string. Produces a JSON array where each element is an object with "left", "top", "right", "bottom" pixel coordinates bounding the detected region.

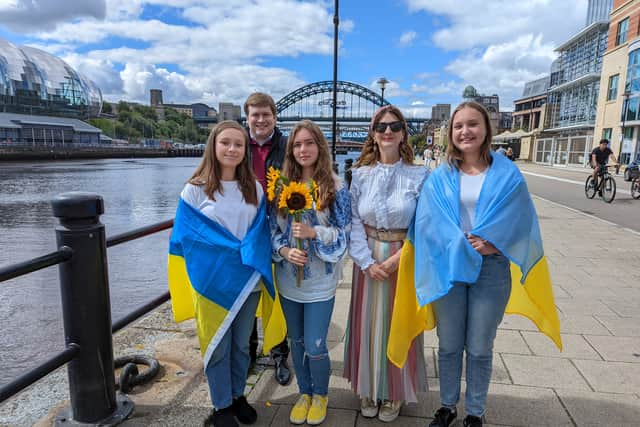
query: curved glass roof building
[{"left": 0, "top": 38, "right": 102, "bottom": 118}]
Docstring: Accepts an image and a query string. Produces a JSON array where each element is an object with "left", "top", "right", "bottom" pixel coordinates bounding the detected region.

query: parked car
[{"left": 623, "top": 152, "right": 640, "bottom": 181}]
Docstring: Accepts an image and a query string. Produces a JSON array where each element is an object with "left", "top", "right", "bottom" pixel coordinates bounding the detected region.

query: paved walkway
[{"left": 4, "top": 186, "right": 640, "bottom": 426}]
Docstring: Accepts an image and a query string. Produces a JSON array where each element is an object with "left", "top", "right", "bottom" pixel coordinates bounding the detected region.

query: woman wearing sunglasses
[{"left": 343, "top": 105, "right": 428, "bottom": 422}]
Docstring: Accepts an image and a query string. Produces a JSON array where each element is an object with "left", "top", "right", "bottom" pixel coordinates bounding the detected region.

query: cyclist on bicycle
[{"left": 591, "top": 139, "right": 618, "bottom": 182}]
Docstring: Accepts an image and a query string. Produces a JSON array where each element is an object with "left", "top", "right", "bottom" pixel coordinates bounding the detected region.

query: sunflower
[
  {"left": 278, "top": 181, "right": 314, "bottom": 214},
  {"left": 266, "top": 167, "right": 281, "bottom": 202}
]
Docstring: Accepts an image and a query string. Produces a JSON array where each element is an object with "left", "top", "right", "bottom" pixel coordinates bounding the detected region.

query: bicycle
[
  {"left": 585, "top": 164, "right": 617, "bottom": 203},
  {"left": 632, "top": 176, "right": 640, "bottom": 199}
]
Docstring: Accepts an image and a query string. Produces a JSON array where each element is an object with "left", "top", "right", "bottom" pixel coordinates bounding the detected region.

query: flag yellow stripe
[{"left": 388, "top": 242, "right": 562, "bottom": 369}]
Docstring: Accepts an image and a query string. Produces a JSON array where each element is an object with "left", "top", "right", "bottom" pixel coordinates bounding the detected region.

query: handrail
[
  {"left": 0, "top": 344, "right": 80, "bottom": 403},
  {"left": 0, "top": 247, "right": 72, "bottom": 283},
  {"left": 107, "top": 219, "right": 174, "bottom": 248},
  {"left": 0, "top": 197, "right": 175, "bottom": 426}
]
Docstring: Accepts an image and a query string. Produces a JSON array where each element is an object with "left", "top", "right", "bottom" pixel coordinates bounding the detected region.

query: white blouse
[{"left": 348, "top": 160, "right": 428, "bottom": 269}]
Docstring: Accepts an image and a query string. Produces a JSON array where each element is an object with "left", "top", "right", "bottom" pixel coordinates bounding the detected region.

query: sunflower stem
[{"left": 295, "top": 212, "right": 303, "bottom": 287}]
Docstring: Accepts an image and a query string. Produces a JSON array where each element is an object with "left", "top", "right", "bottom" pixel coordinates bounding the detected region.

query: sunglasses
[{"left": 373, "top": 121, "right": 403, "bottom": 133}]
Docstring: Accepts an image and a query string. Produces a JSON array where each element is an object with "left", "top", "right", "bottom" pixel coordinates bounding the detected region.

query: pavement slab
[
  {"left": 573, "top": 359, "right": 640, "bottom": 394},
  {"left": 556, "top": 390, "right": 640, "bottom": 427},
  {"left": 501, "top": 354, "right": 591, "bottom": 391}
]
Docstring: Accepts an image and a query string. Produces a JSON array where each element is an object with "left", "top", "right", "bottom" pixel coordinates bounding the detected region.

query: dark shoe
[
  {"left": 463, "top": 415, "right": 483, "bottom": 427},
  {"left": 232, "top": 395, "right": 257, "bottom": 424},
  {"left": 428, "top": 406, "right": 457, "bottom": 427},
  {"left": 203, "top": 406, "right": 238, "bottom": 427},
  {"left": 274, "top": 355, "right": 291, "bottom": 385}
]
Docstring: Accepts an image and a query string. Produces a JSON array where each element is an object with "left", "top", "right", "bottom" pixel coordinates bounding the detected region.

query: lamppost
[
  {"left": 331, "top": 0, "right": 339, "bottom": 166},
  {"left": 377, "top": 77, "right": 389, "bottom": 105}
]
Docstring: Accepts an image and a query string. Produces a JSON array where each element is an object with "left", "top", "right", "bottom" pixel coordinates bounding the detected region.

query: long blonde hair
[
  {"left": 188, "top": 121, "right": 258, "bottom": 205},
  {"left": 446, "top": 101, "right": 493, "bottom": 168},
  {"left": 355, "top": 105, "right": 414, "bottom": 167},
  {"left": 282, "top": 120, "right": 336, "bottom": 213}
]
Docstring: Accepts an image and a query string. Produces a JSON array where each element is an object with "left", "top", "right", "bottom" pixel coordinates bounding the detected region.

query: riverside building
[
  {"left": 534, "top": 0, "right": 613, "bottom": 167},
  {"left": 0, "top": 38, "right": 102, "bottom": 118}
]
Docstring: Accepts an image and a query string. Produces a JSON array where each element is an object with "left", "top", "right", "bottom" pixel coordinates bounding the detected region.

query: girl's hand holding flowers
[
  {"left": 291, "top": 221, "right": 316, "bottom": 240},
  {"left": 281, "top": 247, "right": 308, "bottom": 266}
]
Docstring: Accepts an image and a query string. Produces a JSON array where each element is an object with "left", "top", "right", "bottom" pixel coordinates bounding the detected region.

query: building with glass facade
[
  {"left": 594, "top": 0, "right": 640, "bottom": 166},
  {"left": 536, "top": 1, "right": 612, "bottom": 167},
  {"left": 0, "top": 38, "right": 102, "bottom": 118}
]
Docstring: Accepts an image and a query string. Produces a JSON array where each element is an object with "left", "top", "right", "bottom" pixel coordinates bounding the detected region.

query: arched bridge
[{"left": 275, "top": 80, "right": 425, "bottom": 138}]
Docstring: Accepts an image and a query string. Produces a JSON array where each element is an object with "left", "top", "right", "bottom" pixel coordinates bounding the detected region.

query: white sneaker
[
  {"left": 360, "top": 397, "right": 378, "bottom": 418},
  {"left": 378, "top": 399, "right": 402, "bottom": 423}
]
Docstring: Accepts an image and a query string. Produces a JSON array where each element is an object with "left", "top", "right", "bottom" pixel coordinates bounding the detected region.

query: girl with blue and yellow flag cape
[
  {"left": 168, "top": 196, "right": 285, "bottom": 369},
  {"left": 388, "top": 152, "right": 562, "bottom": 368},
  {"left": 388, "top": 138, "right": 562, "bottom": 424}
]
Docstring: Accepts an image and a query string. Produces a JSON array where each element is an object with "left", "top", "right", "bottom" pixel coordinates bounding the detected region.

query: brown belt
[{"left": 363, "top": 224, "right": 408, "bottom": 242}]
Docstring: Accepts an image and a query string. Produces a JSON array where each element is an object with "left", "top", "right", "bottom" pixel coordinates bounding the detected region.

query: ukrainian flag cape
[
  {"left": 388, "top": 153, "right": 562, "bottom": 368},
  {"left": 168, "top": 198, "right": 286, "bottom": 369}
]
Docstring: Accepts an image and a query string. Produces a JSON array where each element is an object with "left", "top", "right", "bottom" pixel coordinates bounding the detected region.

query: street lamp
[
  {"left": 377, "top": 77, "right": 389, "bottom": 105},
  {"left": 331, "top": 0, "right": 339, "bottom": 165}
]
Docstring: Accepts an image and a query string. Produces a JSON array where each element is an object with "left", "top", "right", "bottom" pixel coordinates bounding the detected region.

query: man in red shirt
[{"left": 244, "top": 92, "right": 290, "bottom": 386}]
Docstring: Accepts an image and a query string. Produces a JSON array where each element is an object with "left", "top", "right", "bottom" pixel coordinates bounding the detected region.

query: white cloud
[
  {"left": 399, "top": 30, "right": 417, "bottom": 47},
  {"left": 404, "top": 0, "right": 588, "bottom": 105},
  {"left": 3, "top": 0, "right": 345, "bottom": 105},
  {"left": 0, "top": 0, "right": 106, "bottom": 32}
]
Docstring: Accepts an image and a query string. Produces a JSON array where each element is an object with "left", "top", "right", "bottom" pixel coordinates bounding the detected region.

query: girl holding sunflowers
[{"left": 269, "top": 120, "right": 351, "bottom": 425}]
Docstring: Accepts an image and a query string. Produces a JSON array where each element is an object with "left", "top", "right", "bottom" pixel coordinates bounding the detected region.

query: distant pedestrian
[
  {"left": 344, "top": 105, "right": 428, "bottom": 423},
  {"left": 424, "top": 146, "right": 434, "bottom": 169},
  {"left": 505, "top": 147, "right": 515, "bottom": 161},
  {"left": 168, "top": 121, "right": 283, "bottom": 427},
  {"left": 271, "top": 120, "right": 351, "bottom": 425},
  {"left": 243, "top": 92, "right": 291, "bottom": 386}
]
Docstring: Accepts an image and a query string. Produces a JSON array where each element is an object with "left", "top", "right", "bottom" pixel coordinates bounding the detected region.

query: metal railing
[{"left": 0, "top": 192, "right": 174, "bottom": 426}]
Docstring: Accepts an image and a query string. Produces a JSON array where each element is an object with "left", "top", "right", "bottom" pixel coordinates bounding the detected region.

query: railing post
[{"left": 51, "top": 192, "right": 133, "bottom": 426}]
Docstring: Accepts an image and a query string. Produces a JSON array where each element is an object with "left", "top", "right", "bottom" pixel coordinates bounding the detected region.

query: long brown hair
[
  {"left": 446, "top": 101, "right": 493, "bottom": 168},
  {"left": 282, "top": 120, "right": 336, "bottom": 212},
  {"left": 355, "top": 105, "right": 414, "bottom": 167},
  {"left": 188, "top": 120, "right": 258, "bottom": 205}
]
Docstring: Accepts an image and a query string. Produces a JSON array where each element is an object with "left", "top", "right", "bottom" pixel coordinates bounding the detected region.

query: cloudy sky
[{"left": 0, "top": 0, "right": 589, "bottom": 117}]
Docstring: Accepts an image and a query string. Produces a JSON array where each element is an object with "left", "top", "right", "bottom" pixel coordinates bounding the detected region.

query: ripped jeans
[{"left": 280, "top": 296, "right": 335, "bottom": 396}]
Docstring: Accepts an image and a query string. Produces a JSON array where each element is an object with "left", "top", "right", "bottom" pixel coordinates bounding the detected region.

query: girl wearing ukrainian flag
[
  {"left": 410, "top": 102, "right": 561, "bottom": 427},
  {"left": 270, "top": 120, "right": 351, "bottom": 425},
  {"left": 169, "top": 120, "right": 282, "bottom": 427}
]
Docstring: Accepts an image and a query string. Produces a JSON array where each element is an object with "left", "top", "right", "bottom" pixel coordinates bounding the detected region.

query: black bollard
[{"left": 52, "top": 192, "right": 133, "bottom": 426}]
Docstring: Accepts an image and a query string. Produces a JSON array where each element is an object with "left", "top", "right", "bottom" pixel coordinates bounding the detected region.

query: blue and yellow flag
[
  {"left": 388, "top": 153, "right": 562, "bottom": 368},
  {"left": 168, "top": 198, "right": 286, "bottom": 369}
]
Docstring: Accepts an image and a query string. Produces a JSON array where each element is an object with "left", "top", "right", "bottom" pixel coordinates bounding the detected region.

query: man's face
[
  {"left": 247, "top": 105, "right": 275, "bottom": 140},
  {"left": 599, "top": 143, "right": 608, "bottom": 151}
]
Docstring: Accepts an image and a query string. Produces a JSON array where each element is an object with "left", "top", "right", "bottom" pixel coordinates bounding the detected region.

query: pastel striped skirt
[{"left": 343, "top": 239, "right": 427, "bottom": 403}]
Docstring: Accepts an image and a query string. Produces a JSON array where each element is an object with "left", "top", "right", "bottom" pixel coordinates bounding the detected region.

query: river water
[{"left": 0, "top": 153, "right": 359, "bottom": 386}]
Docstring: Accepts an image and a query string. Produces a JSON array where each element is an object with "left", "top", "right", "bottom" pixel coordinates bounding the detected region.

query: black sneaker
[
  {"left": 428, "top": 406, "right": 457, "bottom": 427},
  {"left": 463, "top": 415, "right": 483, "bottom": 427},
  {"left": 203, "top": 406, "right": 238, "bottom": 427},
  {"left": 232, "top": 395, "right": 257, "bottom": 424}
]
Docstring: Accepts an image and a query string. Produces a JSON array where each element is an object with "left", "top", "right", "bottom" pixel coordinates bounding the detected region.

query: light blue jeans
[
  {"left": 205, "top": 291, "right": 260, "bottom": 409},
  {"left": 280, "top": 296, "right": 335, "bottom": 396},
  {"left": 432, "top": 254, "right": 511, "bottom": 417}
]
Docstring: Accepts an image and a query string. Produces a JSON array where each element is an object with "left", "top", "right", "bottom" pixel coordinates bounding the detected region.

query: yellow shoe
[
  {"left": 289, "top": 394, "right": 311, "bottom": 425},
  {"left": 307, "top": 394, "right": 328, "bottom": 425}
]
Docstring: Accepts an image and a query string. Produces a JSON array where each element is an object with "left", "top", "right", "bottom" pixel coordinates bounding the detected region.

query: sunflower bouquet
[{"left": 266, "top": 166, "right": 318, "bottom": 287}]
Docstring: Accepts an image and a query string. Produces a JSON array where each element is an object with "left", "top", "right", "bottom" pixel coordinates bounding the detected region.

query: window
[
  {"left": 607, "top": 74, "right": 619, "bottom": 101},
  {"left": 602, "top": 128, "right": 612, "bottom": 142},
  {"left": 617, "top": 18, "right": 629, "bottom": 46}
]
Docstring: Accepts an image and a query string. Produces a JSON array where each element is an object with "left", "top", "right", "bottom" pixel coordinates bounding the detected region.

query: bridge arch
[{"left": 275, "top": 80, "right": 423, "bottom": 136}]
